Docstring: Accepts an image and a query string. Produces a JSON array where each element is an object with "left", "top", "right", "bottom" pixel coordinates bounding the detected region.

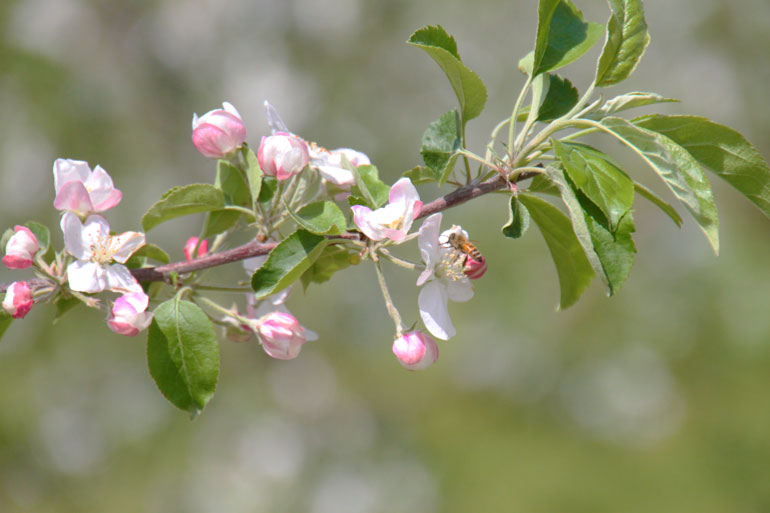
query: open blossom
[
  {"left": 2, "top": 281, "right": 33, "bottom": 319},
  {"left": 258, "top": 132, "right": 310, "bottom": 180},
  {"left": 2, "top": 226, "right": 40, "bottom": 269},
  {"left": 309, "top": 145, "right": 371, "bottom": 187},
  {"left": 62, "top": 213, "right": 145, "bottom": 294},
  {"left": 183, "top": 237, "right": 209, "bottom": 261},
  {"left": 351, "top": 177, "right": 422, "bottom": 243},
  {"left": 392, "top": 331, "right": 439, "bottom": 370},
  {"left": 53, "top": 159, "right": 122, "bottom": 216},
  {"left": 107, "top": 292, "right": 153, "bottom": 336},
  {"left": 416, "top": 213, "right": 474, "bottom": 340},
  {"left": 191, "top": 101, "right": 247, "bottom": 159}
]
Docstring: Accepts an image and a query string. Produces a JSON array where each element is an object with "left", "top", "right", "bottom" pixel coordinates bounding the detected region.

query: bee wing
[{"left": 263, "top": 100, "right": 290, "bottom": 134}]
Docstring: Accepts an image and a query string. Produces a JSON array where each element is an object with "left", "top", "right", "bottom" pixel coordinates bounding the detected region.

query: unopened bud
[
  {"left": 2, "top": 281, "right": 33, "bottom": 319},
  {"left": 107, "top": 292, "right": 153, "bottom": 336},
  {"left": 191, "top": 102, "right": 247, "bottom": 159},
  {"left": 463, "top": 256, "right": 487, "bottom": 280},
  {"left": 257, "top": 311, "right": 307, "bottom": 360},
  {"left": 392, "top": 331, "right": 438, "bottom": 370},
  {"left": 2, "top": 226, "right": 40, "bottom": 269},
  {"left": 257, "top": 132, "right": 310, "bottom": 180},
  {"left": 183, "top": 237, "right": 209, "bottom": 261}
]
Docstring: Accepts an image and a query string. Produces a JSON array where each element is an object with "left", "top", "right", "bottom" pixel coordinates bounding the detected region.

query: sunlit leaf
[
  {"left": 287, "top": 201, "right": 347, "bottom": 236},
  {"left": 142, "top": 184, "right": 225, "bottom": 231},
  {"left": 588, "top": 91, "right": 678, "bottom": 119},
  {"left": 537, "top": 74, "right": 579, "bottom": 121},
  {"left": 501, "top": 195, "right": 530, "bottom": 239},
  {"left": 595, "top": 0, "right": 650, "bottom": 87},
  {"left": 633, "top": 181, "right": 683, "bottom": 227},
  {"left": 421, "top": 109, "right": 462, "bottom": 185},
  {"left": 251, "top": 230, "right": 329, "bottom": 299},
  {"left": 535, "top": 0, "right": 604, "bottom": 75}
]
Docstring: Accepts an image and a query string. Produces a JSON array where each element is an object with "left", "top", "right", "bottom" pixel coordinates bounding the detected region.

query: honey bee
[{"left": 444, "top": 231, "right": 484, "bottom": 263}]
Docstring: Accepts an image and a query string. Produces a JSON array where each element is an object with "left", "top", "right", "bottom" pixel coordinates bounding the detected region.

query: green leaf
[
  {"left": 601, "top": 117, "right": 719, "bottom": 254},
  {"left": 24, "top": 221, "right": 50, "bottom": 254},
  {"left": 287, "top": 201, "right": 347, "bottom": 235},
  {"left": 351, "top": 165, "right": 389, "bottom": 209},
  {"left": 408, "top": 25, "right": 487, "bottom": 123},
  {"left": 519, "top": 193, "right": 595, "bottom": 309},
  {"left": 421, "top": 109, "right": 462, "bottom": 185},
  {"left": 633, "top": 181, "right": 683, "bottom": 227},
  {"left": 595, "top": 0, "right": 650, "bottom": 87},
  {"left": 404, "top": 165, "right": 440, "bottom": 185},
  {"left": 588, "top": 92, "right": 678, "bottom": 119},
  {"left": 583, "top": 202, "right": 637, "bottom": 295},
  {"left": 201, "top": 209, "right": 241, "bottom": 239},
  {"left": 537, "top": 74, "right": 579, "bottom": 121},
  {"left": 545, "top": 166, "right": 606, "bottom": 287},
  {"left": 0, "top": 228, "right": 13, "bottom": 252},
  {"left": 535, "top": 0, "right": 604, "bottom": 75},
  {"left": 634, "top": 115, "right": 770, "bottom": 221},
  {"left": 242, "top": 146, "right": 263, "bottom": 210},
  {"left": 258, "top": 177, "right": 278, "bottom": 205},
  {"left": 526, "top": 173, "right": 560, "bottom": 195},
  {"left": 131, "top": 243, "right": 170, "bottom": 264},
  {"left": 147, "top": 297, "right": 219, "bottom": 414},
  {"left": 502, "top": 195, "right": 530, "bottom": 239},
  {"left": 251, "top": 230, "right": 329, "bottom": 299},
  {"left": 54, "top": 296, "right": 81, "bottom": 323},
  {"left": 216, "top": 160, "right": 250, "bottom": 207},
  {"left": 142, "top": 184, "right": 225, "bottom": 231},
  {"left": 552, "top": 139, "right": 634, "bottom": 232},
  {"left": 0, "top": 310, "right": 13, "bottom": 342},
  {"left": 300, "top": 245, "right": 356, "bottom": 288}
]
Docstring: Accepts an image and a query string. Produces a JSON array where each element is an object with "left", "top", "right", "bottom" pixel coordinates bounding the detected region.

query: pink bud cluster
[{"left": 191, "top": 102, "right": 247, "bottom": 159}]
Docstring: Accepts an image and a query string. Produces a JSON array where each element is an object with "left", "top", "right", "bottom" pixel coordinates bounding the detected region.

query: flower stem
[{"left": 372, "top": 257, "right": 405, "bottom": 336}]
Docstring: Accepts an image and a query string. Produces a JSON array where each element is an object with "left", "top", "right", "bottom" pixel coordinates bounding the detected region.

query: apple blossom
[
  {"left": 191, "top": 101, "right": 247, "bottom": 159},
  {"left": 107, "top": 292, "right": 153, "bottom": 336},
  {"left": 309, "top": 145, "right": 371, "bottom": 187},
  {"left": 463, "top": 255, "right": 488, "bottom": 280},
  {"left": 53, "top": 159, "right": 122, "bottom": 217},
  {"left": 416, "top": 213, "right": 474, "bottom": 340},
  {"left": 392, "top": 331, "right": 439, "bottom": 370},
  {"left": 258, "top": 132, "right": 310, "bottom": 180},
  {"left": 351, "top": 177, "right": 422, "bottom": 243},
  {"left": 3, "top": 281, "right": 33, "bottom": 319},
  {"left": 2, "top": 226, "right": 40, "bottom": 269},
  {"left": 255, "top": 311, "right": 309, "bottom": 360},
  {"left": 61, "top": 212, "right": 145, "bottom": 294},
  {"left": 183, "top": 237, "right": 209, "bottom": 261}
]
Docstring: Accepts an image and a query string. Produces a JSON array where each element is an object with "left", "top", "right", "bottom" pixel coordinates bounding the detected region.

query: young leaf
[
  {"left": 634, "top": 115, "right": 770, "bottom": 221},
  {"left": 408, "top": 25, "right": 487, "bottom": 123},
  {"left": 404, "top": 165, "right": 440, "bottom": 185},
  {"left": 0, "top": 310, "right": 13, "bottom": 343},
  {"left": 351, "top": 165, "right": 389, "bottom": 209},
  {"left": 633, "top": 181, "right": 683, "bottom": 227},
  {"left": 518, "top": 193, "right": 595, "bottom": 309},
  {"left": 131, "top": 243, "right": 170, "bottom": 264},
  {"left": 201, "top": 209, "right": 241, "bottom": 238},
  {"left": 535, "top": 0, "right": 604, "bottom": 75},
  {"left": 251, "top": 230, "right": 329, "bottom": 299},
  {"left": 258, "top": 177, "right": 278, "bottom": 205},
  {"left": 216, "top": 160, "right": 251, "bottom": 207},
  {"left": 24, "top": 221, "right": 50, "bottom": 254},
  {"left": 287, "top": 201, "right": 347, "bottom": 236},
  {"left": 142, "top": 184, "right": 225, "bottom": 231},
  {"left": 242, "top": 146, "right": 263, "bottom": 210},
  {"left": 583, "top": 204, "right": 636, "bottom": 295},
  {"left": 300, "top": 245, "right": 356, "bottom": 288},
  {"left": 526, "top": 173, "right": 560, "bottom": 195},
  {"left": 601, "top": 117, "right": 719, "bottom": 254},
  {"left": 502, "top": 195, "right": 530, "bottom": 239},
  {"left": 545, "top": 166, "right": 606, "bottom": 287},
  {"left": 147, "top": 297, "right": 219, "bottom": 415},
  {"left": 421, "top": 109, "right": 462, "bottom": 185},
  {"left": 552, "top": 139, "right": 634, "bottom": 232},
  {"left": 595, "top": 0, "right": 650, "bottom": 87},
  {"left": 587, "top": 92, "right": 678, "bottom": 119},
  {"left": 537, "top": 74, "right": 579, "bottom": 121}
]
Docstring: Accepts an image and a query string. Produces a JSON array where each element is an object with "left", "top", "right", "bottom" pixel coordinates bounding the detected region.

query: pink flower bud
[
  {"left": 107, "top": 292, "right": 153, "bottom": 336},
  {"left": 191, "top": 102, "right": 247, "bottom": 159},
  {"left": 463, "top": 256, "right": 487, "bottom": 280},
  {"left": 3, "top": 281, "right": 33, "bottom": 319},
  {"left": 183, "top": 237, "right": 209, "bottom": 261},
  {"left": 257, "top": 132, "right": 310, "bottom": 180},
  {"left": 392, "top": 331, "right": 438, "bottom": 370},
  {"left": 2, "top": 226, "right": 40, "bottom": 269},
  {"left": 257, "top": 311, "right": 307, "bottom": 360}
]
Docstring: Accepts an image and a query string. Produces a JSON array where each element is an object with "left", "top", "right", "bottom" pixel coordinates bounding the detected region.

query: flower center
[
  {"left": 89, "top": 233, "right": 119, "bottom": 264},
  {"left": 436, "top": 250, "right": 466, "bottom": 282}
]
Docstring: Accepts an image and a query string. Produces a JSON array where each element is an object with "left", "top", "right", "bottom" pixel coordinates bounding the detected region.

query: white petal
[
  {"left": 67, "top": 260, "right": 107, "bottom": 293},
  {"left": 417, "top": 214, "right": 442, "bottom": 285},
  {"left": 61, "top": 212, "right": 88, "bottom": 260},
  {"left": 105, "top": 264, "right": 142, "bottom": 293},
  {"left": 419, "top": 280, "right": 455, "bottom": 340},
  {"left": 81, "top": 215, "right": 111, "bottom": 242},
  {"left": 110, "top": 231, "right": 145, "bottom": 263},
  {"left": 53, "top": 158, "right": 90, "bottom": 193},
  {"left": 446, "top": 278, "right": 474, "bottom": 302},
  {"left": 316, "top": 164, "right": 355, "bottom": 186}
]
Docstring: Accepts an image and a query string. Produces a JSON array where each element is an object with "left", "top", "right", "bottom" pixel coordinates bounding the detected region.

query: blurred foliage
[{"left": 1, "top": 0, "right": 770, "bottom": 511}]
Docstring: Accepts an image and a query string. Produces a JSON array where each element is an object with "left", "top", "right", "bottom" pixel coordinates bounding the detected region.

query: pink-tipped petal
[{"left": 54, "top": 181, "right": 94, "bottom": 215}]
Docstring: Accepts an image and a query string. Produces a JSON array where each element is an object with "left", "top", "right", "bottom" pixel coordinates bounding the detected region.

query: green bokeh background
[{"left": 2, "top": 0, "right": 770, "bottom": 511}]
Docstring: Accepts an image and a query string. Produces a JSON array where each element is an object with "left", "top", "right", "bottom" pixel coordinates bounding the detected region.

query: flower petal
[
  {"left": 61, "top": 212, "right": 88, "bottom": 260},
  {"left": 84, "top": 165, "right": 122, "bottom": 212},
  {"left": 418, "top": 280, "right": 455, "bottom": 340},
  {"left": 67, "top": 260, "right": 107, "bottom": 293},
  {"left": 445, "top": 278, "right": 474, "bottom": 302},
  {"left": 417, "top": 213, "right": 442, "bottom": 286},
  {"left": 351, "top": 205, "right": 386, "bottom": 240},
  {"left": 53, "top": 159, "right": 91, "bottom": 194},
  {"left": 105, "top": 264, "right": 142, "bottom": 293},
  {"left": 109, "top": 231, "right": 145, "bottom": 263},
  {"left": 54, "top": 181, "right": 94, "bottom": 215}
]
